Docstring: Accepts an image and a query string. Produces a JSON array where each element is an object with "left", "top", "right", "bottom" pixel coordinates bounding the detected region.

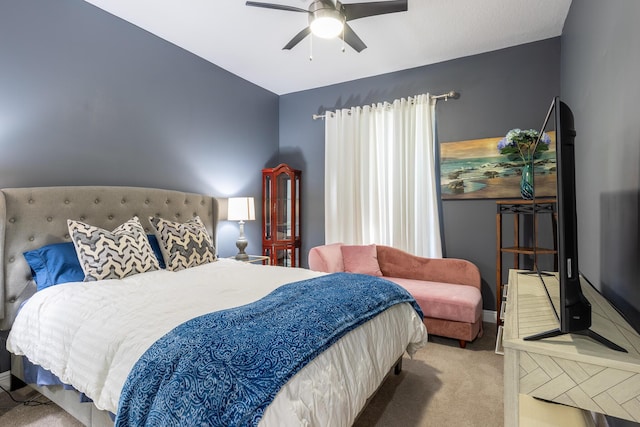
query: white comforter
[{"left": 7, "top": 260, "right": 428, "bottom": 426}]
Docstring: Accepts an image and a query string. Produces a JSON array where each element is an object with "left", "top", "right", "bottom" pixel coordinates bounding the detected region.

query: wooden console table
[{"left": 502, "top": 270, "right": 640, "bottom": 426}]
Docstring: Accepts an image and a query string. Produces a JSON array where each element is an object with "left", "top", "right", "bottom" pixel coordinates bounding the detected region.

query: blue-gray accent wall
[
  {"left": 0, "top": 0, "right": 279, "bottom": 260},
  {"left": 561, "top": 4, "right": 640, "bottom": 424},
  {"left": 562, "top": 0, "right": 640, "bottom": 326}
]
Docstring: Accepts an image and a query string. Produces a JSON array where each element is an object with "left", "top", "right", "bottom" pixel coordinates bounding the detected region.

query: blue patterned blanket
[{"left": 115, "top": 272, "right": 423, "bottom": 427}]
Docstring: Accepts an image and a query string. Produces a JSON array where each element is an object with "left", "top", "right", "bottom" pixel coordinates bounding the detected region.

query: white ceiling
[{"left": 83, "top": 0, "right": 572, "bottom": 95}]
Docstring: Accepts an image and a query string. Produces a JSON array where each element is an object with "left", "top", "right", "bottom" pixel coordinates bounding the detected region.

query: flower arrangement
[{"left": 497, "top": 128, "right": 551, "bottom": 164}]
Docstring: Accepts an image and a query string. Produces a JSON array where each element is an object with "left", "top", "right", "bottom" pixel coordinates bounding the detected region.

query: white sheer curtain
[{"left": 324, "top": 94, "right": 442, "bottom": 258}]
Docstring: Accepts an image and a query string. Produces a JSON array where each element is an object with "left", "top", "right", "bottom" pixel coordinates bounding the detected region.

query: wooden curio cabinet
[{"left": 262, "top": 164, "right": 301, "bottom": 267}]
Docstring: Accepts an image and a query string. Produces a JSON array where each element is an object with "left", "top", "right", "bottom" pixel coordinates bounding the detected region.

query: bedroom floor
[
  {"left": 0, "top": 385, "right": 82, "bottom": 426},
  {"left": 0, "top": 322, "right": 502, "bottom": 426},
  {"left": 355, "top": 322, "right": 503, "bottom": 426}
]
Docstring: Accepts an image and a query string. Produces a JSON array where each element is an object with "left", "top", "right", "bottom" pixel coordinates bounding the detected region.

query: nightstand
[{"left": 227, "top": 255, "right": 270, "bottom": 265}]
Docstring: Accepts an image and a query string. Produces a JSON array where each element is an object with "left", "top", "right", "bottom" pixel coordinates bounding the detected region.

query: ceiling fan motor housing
[{"left": 309, "top": 0, "right": 343, "bottom": 15}]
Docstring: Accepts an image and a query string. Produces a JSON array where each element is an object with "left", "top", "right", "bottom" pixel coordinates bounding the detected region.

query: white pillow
[
  {"left": 149, "top": 216, "right": 216, "bottom": 271},
  {"left": 67, "top": 216, "right": 160, "bottom": 281}
]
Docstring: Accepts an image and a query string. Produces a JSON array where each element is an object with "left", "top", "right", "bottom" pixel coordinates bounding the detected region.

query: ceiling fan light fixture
[
  {"left": 246, "top": 0, "right": 408, "bottom": 52},
  {"left": 309, "top": 9, "right": 344, "bottom": 39}
]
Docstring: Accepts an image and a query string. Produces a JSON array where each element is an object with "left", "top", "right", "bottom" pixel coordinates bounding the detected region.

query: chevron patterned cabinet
[{"left": 502, "top": 270, "right": 640, "bottom": 426}]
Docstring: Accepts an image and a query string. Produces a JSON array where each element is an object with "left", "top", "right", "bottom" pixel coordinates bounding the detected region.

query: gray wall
[
  {"left": 0, "top": 0, "right": 279, "bottom": 260},
  {"left": 280, "top": 38, "right": 561, "bottom": 310},
  {"left": 561, "top": 5, "right": 640, "bottom": 425},
  {"left": 0, "top": 0, "right": 279, "bottom": 373}
]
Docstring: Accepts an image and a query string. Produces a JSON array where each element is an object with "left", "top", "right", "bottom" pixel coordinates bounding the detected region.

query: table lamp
[{"left": 227, "top": 197, "right": 256, "bottom": 260}]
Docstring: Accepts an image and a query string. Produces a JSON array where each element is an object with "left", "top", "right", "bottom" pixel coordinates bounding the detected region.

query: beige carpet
[
  {"left": 0, "top": 322, "right": 502, "bottom": 426},
  {"left": 355, "top": 322, "right": 503, "bottom": 427},
  {"left": 0, "top": 386, "right": 83, "bottom": 426}
]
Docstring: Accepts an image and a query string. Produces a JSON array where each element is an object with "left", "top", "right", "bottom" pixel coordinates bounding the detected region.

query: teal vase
[{"left": 520, "top": 162, "right": 534, "bottom": 199}]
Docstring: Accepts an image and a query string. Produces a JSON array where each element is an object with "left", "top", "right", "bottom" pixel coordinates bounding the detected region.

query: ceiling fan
[{"left": 245, "top": 0, "right": 408, "bottom": 53}]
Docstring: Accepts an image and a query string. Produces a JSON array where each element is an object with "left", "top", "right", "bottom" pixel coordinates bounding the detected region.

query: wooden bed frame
[{"left": 0, "top": 186, "right": 219, "bottom": 425}]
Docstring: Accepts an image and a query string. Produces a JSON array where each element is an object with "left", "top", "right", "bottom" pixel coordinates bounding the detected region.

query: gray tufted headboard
[{"left": 0, "top": 186, "right": 219, "bottom": 331}]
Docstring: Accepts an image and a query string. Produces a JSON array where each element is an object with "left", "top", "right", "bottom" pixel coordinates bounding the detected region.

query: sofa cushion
[
  {"left": 341, "top": 244, "right": 382, "bottom": 276},
  {"left": 386, "top": 277, "right": 482, "bottom": 324}
]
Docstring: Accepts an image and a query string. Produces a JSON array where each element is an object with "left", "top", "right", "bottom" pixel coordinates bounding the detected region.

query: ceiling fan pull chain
[
  {"left": 341, "top": 22, "right": 346, "bottom": 53},
  {"left": 309, "top": 34, "right": 313, "bottom": 61}
]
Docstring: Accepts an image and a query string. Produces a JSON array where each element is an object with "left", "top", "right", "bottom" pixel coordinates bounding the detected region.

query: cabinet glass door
[
  {"left": 263, "top": 175, "right": 272, "bottom": 240},
  {"left": 276, "top": 172, "right": 291, "bottom": 240},
  {"left": 295, "top": 176, "right": 300, "bottom": 238}
]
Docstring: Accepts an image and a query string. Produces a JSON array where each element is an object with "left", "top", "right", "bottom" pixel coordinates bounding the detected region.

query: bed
[{"left": 0, "top": 186, "right": 428, "bottom": 426}]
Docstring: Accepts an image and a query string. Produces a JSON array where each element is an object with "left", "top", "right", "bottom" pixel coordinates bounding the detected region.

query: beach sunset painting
[{"left": 440, "top": 132, "right": 556, "bottom": 200}]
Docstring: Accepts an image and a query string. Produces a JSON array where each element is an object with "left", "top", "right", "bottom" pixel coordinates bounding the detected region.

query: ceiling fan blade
[
  {"left": 245, "top": 1, "right": 309, "bottom": 14},
  {"left": 342, "top": 0, "right": 408, "bottom": 21},
  {"left": 283, "top": 27, "right": 312, "bottom": 50},
  {"left": 343, "top": 24, "right": 367, "bottom": 53}
]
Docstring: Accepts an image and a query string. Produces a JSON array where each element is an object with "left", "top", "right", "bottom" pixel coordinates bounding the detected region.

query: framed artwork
[{"left": 440, "top": 132, "right": 556, "bottom": 200}]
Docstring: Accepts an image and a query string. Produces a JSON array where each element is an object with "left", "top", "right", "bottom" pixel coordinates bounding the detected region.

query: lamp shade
[{"left": 227, "top": 197, "right": 256, "bottom": 221}]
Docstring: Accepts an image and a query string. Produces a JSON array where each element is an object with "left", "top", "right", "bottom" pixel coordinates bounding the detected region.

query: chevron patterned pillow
[
  {"left": 149, "top": 216, "right": 216, "bottom": 272},
  {"left": 68, "top": 216, "right": 160, "bottom": 281}
]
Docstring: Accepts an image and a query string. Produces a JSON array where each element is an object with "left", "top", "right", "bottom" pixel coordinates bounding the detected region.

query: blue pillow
[
  {"left": 23, "top": 242, "right": 84, "bottom": 291},
  {"left": 147, "top": 234, "right": 166, "bottom": 269},
  {"left": 24, "top": 235, "right": 166, "bottom": 291}
]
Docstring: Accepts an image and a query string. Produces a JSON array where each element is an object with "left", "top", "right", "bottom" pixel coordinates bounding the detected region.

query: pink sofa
[{"left": 308, "top": 243, "right": 483, "bottom": 348}]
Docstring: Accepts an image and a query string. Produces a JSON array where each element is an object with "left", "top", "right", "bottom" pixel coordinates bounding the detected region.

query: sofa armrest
[
  {"left": 376, "top": 245, "right": 481, "bottom": 289},
  {"left": 308, "top": 243, "right": 345, "bottom": 272}
]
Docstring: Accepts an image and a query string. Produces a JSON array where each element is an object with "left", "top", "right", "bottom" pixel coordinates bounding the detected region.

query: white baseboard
[
  {"left": 483, "top": 309, "right": 497, "bottom": 324},
  {"left": 0, "top": 370, "right": 10, "bottom": 391}
]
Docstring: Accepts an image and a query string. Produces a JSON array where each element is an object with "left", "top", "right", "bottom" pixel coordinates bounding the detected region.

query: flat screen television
[{"left": 523, "top": 96, "right": 626, "bottom": 352}]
